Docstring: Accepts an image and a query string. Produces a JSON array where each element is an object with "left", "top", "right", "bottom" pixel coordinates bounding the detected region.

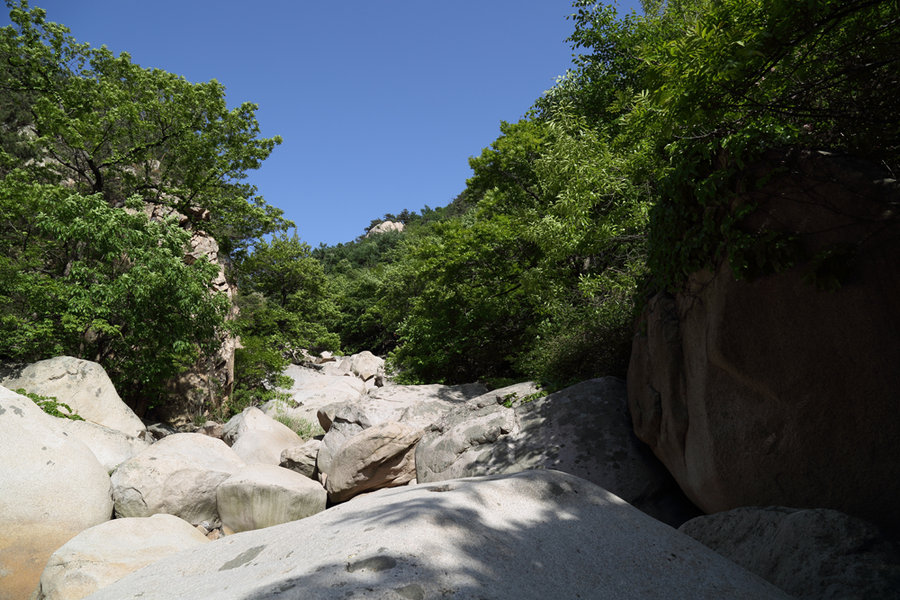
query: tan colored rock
[
  {"left": 0, "top": 356, "right": 145, "bottom": 437},
  {"left": 280, "top": 439, "right": 321, "bottom": 479},
  {"left": 110, "top": 433, "right": 245, "bottom": 525},
  {"left": 34, "top": 514, "right": 209, "bottom": 600},
  {"left": 628, "top": 152, "right": 900, "bottom": 531},
  {"left": 216, "top": 464, "right": 327, "bottom": 533},
  {"left": 0, "top": 387, "right": 113, "bottom": 600},
  {"left": 324, "top": 421, "right": 423, "bottom": 503}
]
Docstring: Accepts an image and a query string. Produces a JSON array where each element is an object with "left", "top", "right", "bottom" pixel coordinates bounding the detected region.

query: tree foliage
[{"left": 0, "top": 1, "right": 289, "bottom": 412}]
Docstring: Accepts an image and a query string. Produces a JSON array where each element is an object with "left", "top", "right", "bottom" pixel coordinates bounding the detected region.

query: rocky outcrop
[
  {"left": 0, "top": 386, "right": 113, "bottom": 600},
  {"left": 0, "top": 356, "right": 145, "bottom": 437},
  {"left": 416, "top": 378, "right": 699, "bottom": 527},
  {"left": 216, "top": 465, "right": 327, "bottom": 533},
  {"left": 48, "top": 418, "right": 150, "bottom": 474},
  {"left": 679, "top": 507, "right": 900, "bottom": 600},
  {"left": 110, "top": 433, "right": 245, "bottom": 525},
  {"left": 34, "top": 514, "right": 209, "bottom": 600},
  {"left": 81, "top": 470, "right": 791, "bottom": 600},
  {"left": 628, "top": 152, "right": 900, "bottom": 531},
  {"left": 365, "top": 219, "right": 404, "bottom": 237}
]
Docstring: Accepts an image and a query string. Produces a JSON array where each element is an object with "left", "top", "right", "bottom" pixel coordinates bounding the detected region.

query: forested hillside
[{"left": 2, "top": 0, "right": 896, "bottom": 417}]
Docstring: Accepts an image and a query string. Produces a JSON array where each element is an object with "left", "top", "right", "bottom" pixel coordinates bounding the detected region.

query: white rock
[
  {"left": 0, "top": 386, "right": 113, "bottom": 600},
  {"left": 349, "top": 351, "right": 383, "bottom": 381},
  {"left": 280, "top": 439, "right": 321, "bottom": 479},
  {"left": 110, "top": 433, "right": 245, "bottom": 524},
  {"left": 223, "top": 407, "right": 305, "bottom": 465},
  {"left": 216, "top": 464, "right": 327, "bottom": 533},
  {"left": 34, "top": 514, "right": 208, "bottom": 600},
  {"left": 84, "top": 470, "right": 792, "bottom": 600},
  {"left": 0, "top": 356, "right": 145, "bottom": 437},
  {"left": 48, "top": 418, "right": 150, "bottom": 473}
]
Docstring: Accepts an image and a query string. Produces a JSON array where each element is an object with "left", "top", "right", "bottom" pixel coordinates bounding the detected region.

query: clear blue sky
[{"left": 5, "top": 1, "right": 643, "bottom": 247}]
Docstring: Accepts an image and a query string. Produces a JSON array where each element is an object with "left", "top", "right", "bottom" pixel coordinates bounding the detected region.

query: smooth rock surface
[
  {"left": 323, "top": 421, "right": 423, "bottom": 503},
  {"left": 360, "top": 383, "right": 488, "bottom": 427},
  {"left": 263, "top": 365, "right": 366, "bottom": 424},
  {"left": 83, "top": 470, "right": 791, "bottom": 600},
  {"left": 315, "top": 403, "right": 372, "bottom": 477},
  {"left": 679, "top": 506, "right": 900, "bottom": 600},
  {"left": 34, "top": 514, "right": 209, "bottom": 600},
  {"left": 110, "top": 433, "right": 245, "bottom": 525},
  {"left": 223, "top": 407, "right": 305, "bottom": 465},
  {"left": 217, "top": 465, "right": 327, "bottom": 533},
  {"left": 0, "top": 387, "right": 113, "bottom": 600},
  {"left": 628, "top": 153, "right": 900, "bottom": 531},
  {"left": 48, "top": 418, "right": 149, "bottom": 474},
  {"left": 0, "top": 356, "right": 145, "bottom": 437},
  {"left": 417, "top": 378, "right": 699, "bottom": 526}
]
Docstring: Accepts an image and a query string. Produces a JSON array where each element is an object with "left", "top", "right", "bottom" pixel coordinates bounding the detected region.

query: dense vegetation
[{"left": 2, "top": 0, "right": 896, "bottom": 416}]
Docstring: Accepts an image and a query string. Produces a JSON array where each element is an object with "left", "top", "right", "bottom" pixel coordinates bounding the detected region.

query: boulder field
[{"left": 2, "top": 349, "right": 898, "bottom": 599}]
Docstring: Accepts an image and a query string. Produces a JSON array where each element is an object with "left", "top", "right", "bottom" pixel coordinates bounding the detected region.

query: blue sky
[{"left": 5, "top": 1, "right": 643, "bottom": 246}]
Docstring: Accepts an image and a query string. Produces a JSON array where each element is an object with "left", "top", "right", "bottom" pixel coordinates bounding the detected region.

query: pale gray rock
[
  {"left": 223, "top": 407, "right": 305, "bottom": 465},
  {"left": 196, "top": 420, "right": 224, "bottom": 439},
  {"left": 262, "top": 364, "right": 366, "bottom": 425},
  {"left": 216, "top": 464, "right": 327, "bottom": 533},
  {"left": 279, "top": 439, "right": 321, "bottom": 479},
  {"left": 315, "top": 403, "right": 372, "bottom": 476},
  {"left": 349, "top": 350, "right": 383, "bottom": 381},
  {"left": 48, "top": 418, "right": 150, "bottom": 473},
  {"left": 34, "top": 514, "right": 208, "bottom": 600},
  {"left": 83, "top": 470, "right": 791, "bottom": 600},
  {"left": 365, "top": 219, "right": 405, "bottom": 237},
  {"left": 679, "top": 506, "right": 900, "bottom": 600},
  {"left": 323, "top": 421, "right": 423, "bottom": 503},
  {"left": 353, "top": 382, "right": 488, "bottom": 428},
  {"left": 0, "top": 356, "right": 145, "bottom": 437},
  {"left": 0, "top": 386, "right": 114, "bottom": 600},
  {"left": 110, "top": 432, "right": 245, "bottom": 525},
  {"left": 416, "top": 377, "right": 699, "bottom": 527}
]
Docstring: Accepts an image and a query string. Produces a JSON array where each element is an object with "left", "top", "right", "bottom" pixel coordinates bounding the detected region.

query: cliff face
[
  {"left": 143, "top": 204, "right": 236, "bottom": 424},
  {"left": 628, "top": 151, "right": 900, "bottom": 531}
]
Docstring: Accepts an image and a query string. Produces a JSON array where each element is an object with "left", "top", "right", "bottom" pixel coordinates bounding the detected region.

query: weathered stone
[
  {"left": 679, "top": 507, "right": 900, "bottom": 600},
  {"left": 48, "top": 418, "right": 150, "bottom": 474},
  {"left": 356, "top": 382, "right": 489, "bottom": 428},
  {"left": 223, "top": 407, "right": 305, "bottom": 465},
  {"left": 0, "top": 356, "right": 145, "bottom": 437},
  {"left": 84, "top": 470, "right": 791, "bottom": 600},
  {"left": 324, "top": 421, "right": 423, "bottom": 503},
  {"left": 34, "top": 514, "right": 208, "bottom": 600},
  {"left": 110, "top": 432, "right": 245, "bottom": 525},
  {"left": 349, "top": 351, "right": 383, "bottom": 381},
  {"left": 365, "top": 219, "right": 404, "bottom": 237},
  {"left": 262, "top": 364, "right": 366, "bottom": 425},
  {"left": 216, "top": 464, "right": 327, "bottom": 533},
  {"left": 315, "top": 403, "right": 372, "bottom": 477},
  {"left": 279, "top": 439, "right": 321, "bottom": 479},
  {"left": 416, "top": 378, "right": 699, "bottom": 527},
  {"left": 0, "top": 386, "right": 113, "bottom": 600},
  {"left": 628, "top": 153, "right": 900, "bottom": 531}
]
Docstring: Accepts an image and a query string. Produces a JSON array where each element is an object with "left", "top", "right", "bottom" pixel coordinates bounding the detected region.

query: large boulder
[
  {"left": 350, "top": 382, "right": 488, "bottom": 429},
  {"left": 679, "top": 507, "right": 900, "bottom": 600},
  {"left": 83, "top": 470, "right": 791, "bottom": 600},
  {"left": 262, "top": 364, "right": 366, "bottom": 424},
  {"left": 628, "top": 153, "right": 900, "bottom": 531},
  {"left": 349, "top": 350, "right": 383, "bottom": 382},
  {"left": 323, "top": 421, "right": 422, "bottom": 503},
  {"left": 314, "top": 403, "right": 372, "bottom": 477},
  {"left": 48, "top": 418, "right": 150, "bottom": 474},
  {"left": 279, "top": 439, "right": 321, "bottom": 479},
  {"left": 222, "top": 407, "right": 305, "bottom": 465},
  {"left": 216, "top": 464, "right": 327, "bottom": 533},
  {"left": 110, "top": 433, "right": 245, "bottom": 525},
  {"left": 0, "top": 387, "right": 113, "bottom": 600},
  {"left": 416, "top": 378, "right": 699, "bottom": 527},
  {"left": 0, "top": 356, "right": 145, "bottom": 437},
  {"left": 34, "top": 514, "right": 209, "bottom": 600}
]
